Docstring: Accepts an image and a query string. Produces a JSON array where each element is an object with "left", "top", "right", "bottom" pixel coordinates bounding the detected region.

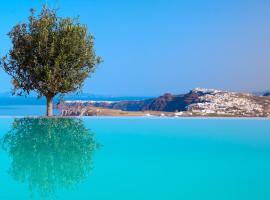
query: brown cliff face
[
  {"left": 60, "top": 88, "right": 270, "bottom": 117},
  {"left": 89, "top": 90, "right": 202, "bottom": 112}
]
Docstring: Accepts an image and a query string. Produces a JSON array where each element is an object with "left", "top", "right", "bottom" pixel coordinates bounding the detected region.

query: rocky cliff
[{"left": 60, "top": 88, "right": 270, "bottom": 117}]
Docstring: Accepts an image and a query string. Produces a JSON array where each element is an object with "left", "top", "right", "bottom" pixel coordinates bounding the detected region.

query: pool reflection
[{"left": 2, "top": 118, "right": 99, "bottom": 198}]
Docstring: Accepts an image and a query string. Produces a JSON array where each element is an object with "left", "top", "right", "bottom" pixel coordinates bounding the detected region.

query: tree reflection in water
[{"left": 2, "top": 118, "right": 99, "bottom": 198}]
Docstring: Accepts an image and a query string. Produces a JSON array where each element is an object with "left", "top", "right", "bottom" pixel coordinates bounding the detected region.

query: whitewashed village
[{"left": 59, "top": 88, "right": 270, "bottom": 117}]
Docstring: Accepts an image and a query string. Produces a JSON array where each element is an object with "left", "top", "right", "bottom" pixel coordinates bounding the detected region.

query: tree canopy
[{"left": 1, "top": 6, "right": 101, "bottom": 116}]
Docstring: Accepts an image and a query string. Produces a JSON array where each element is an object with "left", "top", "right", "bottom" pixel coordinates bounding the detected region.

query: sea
[{"left": 0, "top": 96, "right": 150, "bottom": 116}]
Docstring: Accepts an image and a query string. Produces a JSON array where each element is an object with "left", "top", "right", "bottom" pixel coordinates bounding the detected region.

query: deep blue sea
[
  {"left": 0, "top": 118, "right": 270, "bottom": 199},
  {"left": 0, "top": 96, "right": 150, "bottom": 116}
]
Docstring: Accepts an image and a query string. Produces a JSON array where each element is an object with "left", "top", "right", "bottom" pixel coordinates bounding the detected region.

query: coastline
[{"left": 59, "top": 88, "right": 270, "bottom": 118}]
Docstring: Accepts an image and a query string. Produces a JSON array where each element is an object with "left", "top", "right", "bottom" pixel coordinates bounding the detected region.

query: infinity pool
[{"left": 0, "top": 118, "right": 270, "bottom": 200}]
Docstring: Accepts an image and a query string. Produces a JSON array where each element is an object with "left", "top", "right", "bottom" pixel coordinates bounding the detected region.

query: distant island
[{"left": 59, "top": 88, "right": 270, "bottom": 117}]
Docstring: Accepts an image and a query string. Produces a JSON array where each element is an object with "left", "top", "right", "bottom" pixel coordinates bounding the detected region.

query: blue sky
[{"left": 0, "top": 0, "right": 270, "bottom": 96}]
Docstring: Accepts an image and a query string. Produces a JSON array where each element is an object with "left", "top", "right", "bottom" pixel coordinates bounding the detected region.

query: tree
[
  {"left": 2, "top": 118, "right": 100, "bottom": 198},
  {"left": 0, "top": 6, "right": 101, "bottom": 116}
]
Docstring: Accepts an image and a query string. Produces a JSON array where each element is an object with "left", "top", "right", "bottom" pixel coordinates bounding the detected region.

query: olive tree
[{"left": 1, "top": 6, "right": 101, "bottom": 116}]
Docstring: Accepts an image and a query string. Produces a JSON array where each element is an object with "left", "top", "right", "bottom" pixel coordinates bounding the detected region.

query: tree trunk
[{"left": 46, "top": 95, "right": 53, "bottom": 117}]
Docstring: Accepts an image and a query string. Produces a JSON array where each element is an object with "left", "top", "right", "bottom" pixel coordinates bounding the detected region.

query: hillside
[{"left": 60, "top": 88, "right": 270, "bottom": 117}]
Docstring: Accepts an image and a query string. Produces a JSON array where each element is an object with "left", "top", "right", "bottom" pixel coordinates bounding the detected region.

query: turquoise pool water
[{"left": 0, "top": 118, "right": 270, "bottom": 200}]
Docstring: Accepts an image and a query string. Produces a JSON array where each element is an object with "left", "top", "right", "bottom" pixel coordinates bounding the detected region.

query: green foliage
[
  {"left": 1, "top": 118, "right": 100, "bottom": 198},
  {"left": 1, "top": 6, "right": 101, "bottom": 98}
]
